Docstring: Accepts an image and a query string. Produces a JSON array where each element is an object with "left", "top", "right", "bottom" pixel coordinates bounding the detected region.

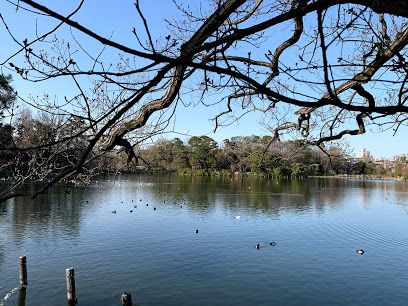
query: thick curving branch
[
  {"left": 100, "top": 0, "right": 247, "bottom": 152},
  {"left": 315, "top": 113, "right": 367, "bottom": 145},
  {"left": 199, "top": 0, "right": 408, "bottom": 55}
]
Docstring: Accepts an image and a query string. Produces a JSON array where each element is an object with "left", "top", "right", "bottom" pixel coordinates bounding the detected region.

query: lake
[{"left": 1, "top": 176, "right": 408, "bottom": 305}]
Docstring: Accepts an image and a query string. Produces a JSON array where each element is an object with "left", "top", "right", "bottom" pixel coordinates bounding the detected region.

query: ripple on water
[{"left": 1, "top": 177, "right": 408, "bottom": 305}]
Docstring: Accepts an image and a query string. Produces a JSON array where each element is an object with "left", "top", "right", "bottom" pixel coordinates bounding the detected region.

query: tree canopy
[
  {"left": 0, "top": 74, "right": 15, "bottom": 119},
  {"left": 0, "top": 0, "right": 407, "bottom": 201}
]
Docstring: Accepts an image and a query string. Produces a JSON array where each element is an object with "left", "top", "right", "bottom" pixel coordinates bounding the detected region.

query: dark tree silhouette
[{"left": 0, "top": 0, "right": 407, "bottom": 201}]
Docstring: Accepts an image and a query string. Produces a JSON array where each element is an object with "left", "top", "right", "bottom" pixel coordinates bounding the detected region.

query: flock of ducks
[
  {"left": 107, "top": 198, "right": 365, "bottom": 255},
  {"left": 256, "top": 242, "right": 277, "bottom": 249},
  {"left": 112, "top": 198, "right": 157, "bottom": 214}
]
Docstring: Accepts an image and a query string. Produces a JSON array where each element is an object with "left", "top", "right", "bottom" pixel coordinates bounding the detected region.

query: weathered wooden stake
[
  {"left": 121, "top": 292, "right": 133, "bottom": 306},
  {"left": 19, "top": 256, "right": 27, "bottom": 287},
  {"left": 65, "top": 268, "right": 77, "bottom": 304}
]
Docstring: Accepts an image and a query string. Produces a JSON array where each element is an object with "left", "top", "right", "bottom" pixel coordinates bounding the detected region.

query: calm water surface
[{"left": 1, "top": 176, "right": 408, "bottom": 305}]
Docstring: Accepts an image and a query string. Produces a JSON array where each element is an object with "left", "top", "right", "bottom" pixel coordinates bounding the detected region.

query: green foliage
[
  {"left": 353, "top": 161, "right": 367, "bottom": 175},
  {"left": 172, "top": 138, "right": 190, "bottom": 169},
  {"left": 177, "top": 168, "right": 192, "bottom": 175},
  {"left": 273, "top": 166, "right": 291, "bottom": 178},
  {"left": 0, "top": 74, "right": 16, "bottom": 120},
  {"left": 291, "top": 162, "right": 308, "bottom": 177},
  {"left": 188, "top": 136, "right": 218, "bottom": 169},
  {"left": 0, "top": 123, "right": 14, "bottom": 149},
  {"left": 0, "top": 123, "right": 15, "bottom": 175},
  {"left": 135, "top": 135, "right": 368, "bottom": 177},
  {"left": 249, "top": 150, "right": 263, "bottom": 172}
]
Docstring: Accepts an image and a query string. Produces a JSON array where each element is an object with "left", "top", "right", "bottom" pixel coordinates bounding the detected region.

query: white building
[{"left": 357, "top": 148, "right": 372, "bottom": 160}]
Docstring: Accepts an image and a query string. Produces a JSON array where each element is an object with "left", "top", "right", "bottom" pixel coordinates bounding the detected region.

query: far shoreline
[
  {"left": 308, "top": 174, "right": 406, "bottom": 182},
  {"left": 99, "top": 171, "right": 407, "bottom": 182}
]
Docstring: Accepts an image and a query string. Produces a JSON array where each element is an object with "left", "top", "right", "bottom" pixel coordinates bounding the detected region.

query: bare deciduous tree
[{"left": 0, "top": 0, "right": 407, "bottom": 201}]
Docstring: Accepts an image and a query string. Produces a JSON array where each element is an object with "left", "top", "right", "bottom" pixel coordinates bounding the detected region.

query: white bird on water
[{"left": 235, "top": 216, "right": 241, "bottom": 220}]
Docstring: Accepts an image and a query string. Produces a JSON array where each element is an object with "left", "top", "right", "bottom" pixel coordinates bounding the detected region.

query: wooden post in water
[
  {"left": 65, "top": 268, "right": 77, "bottom": 304},
  {"left": 19, "top": 256, "right": 27, "bottom": 287},
  {"left": 121, "top": 292, "right": 133, "bottom": 306},
  {"left": 17, "top": 287, "right": 27, "bottom": 306}
]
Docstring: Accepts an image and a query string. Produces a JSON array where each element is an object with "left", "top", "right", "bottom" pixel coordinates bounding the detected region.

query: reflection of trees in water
[
  {"left": 312, "top": 179, "right": 351, "bottom": 213},
  {"left": 9, "top": 182, "right": 97, "bottom": 243},
  {"left": 0, "top": 200, "right": 7, "bottom": 213},
  {"left": 146, "top": 176, "right": 219, "bottom": 213},
  {"left": 0, "top": 203, "right": 9, "bottom": 269},
  {"left": 217, "top": 177, "right": 334, "bottom": 215},
  {"left": 357, "top": 189, "right": 373, "bottom": 205},
  {"left": 394, "top": 192, "right": 408, "bottom": 207},
  {"left": 338, "top": 179, "right": 408, "bottom": 206},
  {"left": 5, "top": 177, "right": 404, "bottom": 241},
  {"left": 0, "top": 243, "right": 4, "bottom": 269},
  {"left": 352, "top": 180, "right": 408, "bottom": 192},
  {"left": 142, "top": 175, "right": 408, "bottom": 216},
  {"left": 16, "top": 287, "right": 26, "bottom": 306},
  {"left": 378, "top": 181, "right": 408, "bottom": 207},
  {"left": 385, "top": 181, "right": 408, "bottom": 206},
  {"left": 216, "top": 178, "right": 307, "bottom": 215}
]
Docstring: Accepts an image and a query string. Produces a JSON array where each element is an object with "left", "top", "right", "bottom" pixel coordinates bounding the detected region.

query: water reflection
[
  {"left": 1, "top": 176, "right": 408, "bottom": 306},
  {"left": 140, "top": 176, "right": 398, "bottom": 215},
  {"left": 0, "top": 244, "right": 4, "bottom": 270},
  {"left": 16, "top": 287, "right": 26, "bottom": 306},
  {"left": 2, "top": 177, "right": 408, "bottom": 240},
  {"left": 10, "top": 192, "right": 79, "bottom": 243},
  {"left": 2, "top": 183, "right": 103, "bottom": 244},
  {"left": 0, "top": 203, "right": 8, "bottom": 270},
  {"left": 123, "top": 176, "right": 408, "bottom": 219}
]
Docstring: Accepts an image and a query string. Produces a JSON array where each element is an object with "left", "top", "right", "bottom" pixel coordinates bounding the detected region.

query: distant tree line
[
  {"left": 1, "top": 108, "right": 408, "bottom": 204},
  {"left": 132, "top": 135, "right": 361, "bottom": 177},
  {"left": 2, "top": 108, "right": 407, "bottom": 187},
  {"left": 131, "top": 136, "right": 407, "bottom": 178}
]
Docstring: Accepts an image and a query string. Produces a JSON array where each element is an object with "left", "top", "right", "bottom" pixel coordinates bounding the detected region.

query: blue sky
[{"left": 1, "top": 0, "right": 407, "bottom": 159}]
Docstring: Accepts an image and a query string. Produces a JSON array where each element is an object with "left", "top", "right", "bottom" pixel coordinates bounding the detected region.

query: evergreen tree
[{"left": 0, "top": 74, "right": 16, "bottom": 120}]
